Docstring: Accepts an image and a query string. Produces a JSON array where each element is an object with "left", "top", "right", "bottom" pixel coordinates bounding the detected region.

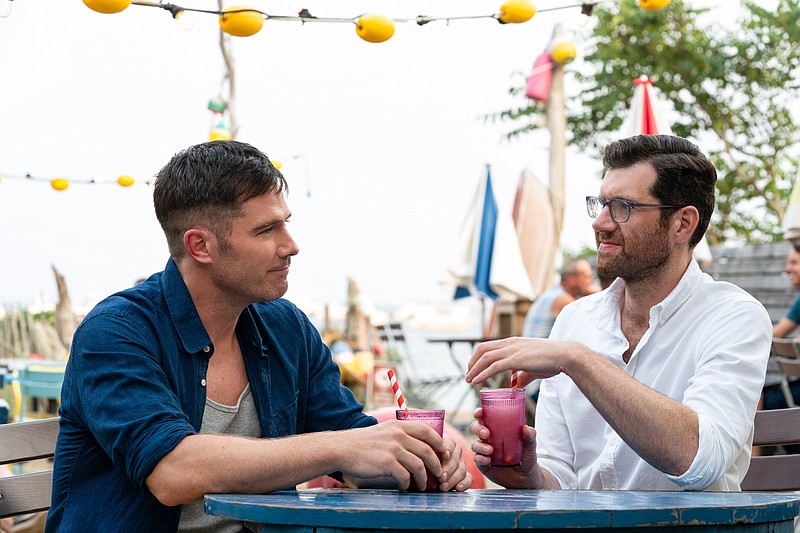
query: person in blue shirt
[
  {"left": 772, "top": 243, "right": 800, "bottom": 340},
  {"left": 764, "top": 243, "right": 800, "bottom": 410},
  {"left": 522, "top": 259, "right": 598, "bottom": 340},
  {"left": 46, "top": 141, "right": 471, "bottom": 532}
]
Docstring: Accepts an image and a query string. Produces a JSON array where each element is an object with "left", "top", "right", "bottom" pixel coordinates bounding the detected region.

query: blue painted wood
[{"left": 204, "top": 489, "right": 800, "bottom": 532}]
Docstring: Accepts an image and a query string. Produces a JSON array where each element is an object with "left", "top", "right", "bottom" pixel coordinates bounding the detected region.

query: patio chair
[
  {"left": 770, "top": 338, "right": 800, "bottom": 408},
  {"left": 18, "top": 361, "right": 66, "bottom": 422},
  {"left": 0, "top": 417, "right": 59, "bottom": 519},
  {"left": 741, "top": 407, "right": 800, "bottom": 491}
]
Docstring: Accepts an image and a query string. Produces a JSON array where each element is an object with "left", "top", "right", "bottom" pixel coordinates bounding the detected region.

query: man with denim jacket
[{"left": 46, "top": 141, "right": 471, "bottom": 532}]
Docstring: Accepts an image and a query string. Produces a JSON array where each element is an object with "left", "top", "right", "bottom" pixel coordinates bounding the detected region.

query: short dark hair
[
  {"left": 153, "top": 140, "right": 288, "bottom": 259},
  {"left": 602, "top": 135, "right": 716, "bottom": 247}
]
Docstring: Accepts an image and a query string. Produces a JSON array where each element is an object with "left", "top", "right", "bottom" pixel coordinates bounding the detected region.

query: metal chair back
[{"left": 769, "top": 338, "right": 800, "bottom": 408}]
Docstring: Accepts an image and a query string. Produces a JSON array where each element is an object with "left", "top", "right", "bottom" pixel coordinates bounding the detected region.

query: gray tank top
[{"left": 178, "top": 385, "right": 261, "bottom": 533}]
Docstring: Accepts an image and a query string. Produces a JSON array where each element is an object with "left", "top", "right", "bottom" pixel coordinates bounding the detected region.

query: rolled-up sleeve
[
  {"left": 668, "top": 299, "right": 770, "bottom": 490},
  {"left": 67, "top": 306, "right": 196, "bottom": 488}
]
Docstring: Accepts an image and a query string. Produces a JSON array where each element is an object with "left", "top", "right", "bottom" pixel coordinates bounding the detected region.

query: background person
[
  {"left": 522, "top": 258, "right": 599, "bottom": 339},
  {"left": 466, "top": 135, "right": 770, "bottom": 492},
  {"left": 763, "top": 243, "right": 800, "bottom": 410},
  {"left": 772, "top": 243, "right": 800, "bottom": 339},
  {"left": 47, "top": 141, "right": 470, "bottom": 533}
]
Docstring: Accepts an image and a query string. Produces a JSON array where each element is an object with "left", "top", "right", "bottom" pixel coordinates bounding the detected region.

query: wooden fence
[{"left": 0, "top": 309, "right": 66, "bottom": 360}]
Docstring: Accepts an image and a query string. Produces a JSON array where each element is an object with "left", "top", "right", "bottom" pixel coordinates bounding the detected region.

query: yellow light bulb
[
  {"left": 639, "top": 0, "right": 672, "bottom": 11},
  {"left": 219, "top": 6, "right": 264, "bottom": 37},
  {"left": 551, "top": 40, "right": 577, "bottom": 66},
  {"left": 83, "top": 0, "right": 131, "bottom": 14},
  {"left": 209, "top": 124, "right": 232, "bottom": 141},
  {"left": 51, "top": 178, "right": 70, "bottom": 191},
  {"left": 355, "top": 14, "right": 395, "bottom": 43},
  {"left": 117, "top": 175, "right": 135, "bottom": 187},
  {"left": 498, "top": 0, "right": 536, "bottom": 24}
]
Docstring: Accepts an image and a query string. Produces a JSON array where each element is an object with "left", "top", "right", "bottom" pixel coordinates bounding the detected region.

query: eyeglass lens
[{"left": 587, "top": 197, "right": 629, "bottom": 223}]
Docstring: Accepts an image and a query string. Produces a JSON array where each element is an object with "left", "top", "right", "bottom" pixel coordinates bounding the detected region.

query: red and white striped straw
[
  {"left": 510, "top": 370, "right": 519, "bottom": 390},
  {"left": 387, "top": 369, "right": 407, "bottom": 410}
]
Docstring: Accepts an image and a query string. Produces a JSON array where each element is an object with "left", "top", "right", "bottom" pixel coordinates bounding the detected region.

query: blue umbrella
[
  {"left": 455, "top": 166, "right": 499, "bottom": 300},
  {"left": 446, "top": 165, "right": 533, "bottom": 307}
]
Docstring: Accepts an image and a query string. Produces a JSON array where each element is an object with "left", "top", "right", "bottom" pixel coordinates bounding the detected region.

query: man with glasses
[{"left": 467, "top": 135, "right": 771, "bottom": 492}]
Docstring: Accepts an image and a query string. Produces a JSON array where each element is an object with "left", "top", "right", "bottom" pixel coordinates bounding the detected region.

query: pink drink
[
  {"left": 396, "top": 409, "right": 445, "bottom": 490},
  {"left": 480, "top": 388, "right": 525, "bottom": 467}
]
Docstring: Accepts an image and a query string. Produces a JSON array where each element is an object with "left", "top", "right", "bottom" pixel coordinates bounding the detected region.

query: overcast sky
[{"left": 0, "top": 0, "right": 735, "bottom": 314}]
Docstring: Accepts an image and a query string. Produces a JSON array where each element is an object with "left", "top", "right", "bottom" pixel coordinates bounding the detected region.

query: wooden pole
[
  {"left": 545, "top": 24, "right": 567, "bottom": 290},
  {"left": 218, "top": 0, "right": 238, "bottom": 139}
]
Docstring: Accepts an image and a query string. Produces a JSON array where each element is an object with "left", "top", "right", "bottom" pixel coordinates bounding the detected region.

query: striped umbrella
[{"left": 445, "top": 165, "right": 533, "bottom": 303}]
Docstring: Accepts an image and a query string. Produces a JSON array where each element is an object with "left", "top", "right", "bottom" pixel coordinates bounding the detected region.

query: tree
[{"left": 496, "top": 0, "right": 800, "bottom": 244}]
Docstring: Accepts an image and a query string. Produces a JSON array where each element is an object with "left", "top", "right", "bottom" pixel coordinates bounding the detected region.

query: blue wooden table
[{"left": 204, "top": 488, "right": 800, "bottom": 533}]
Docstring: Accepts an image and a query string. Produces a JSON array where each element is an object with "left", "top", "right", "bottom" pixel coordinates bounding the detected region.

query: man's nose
[
  {"left": 591, "top": 205, "right": 617, "bottom": 232},
  {"left": 280, "top": 230, "right": 300, "bottom": 257}
]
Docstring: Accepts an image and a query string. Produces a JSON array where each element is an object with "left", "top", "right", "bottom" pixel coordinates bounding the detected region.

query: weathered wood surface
[{"left": 0, "top": 417, "right": 59, "bottom": 518}]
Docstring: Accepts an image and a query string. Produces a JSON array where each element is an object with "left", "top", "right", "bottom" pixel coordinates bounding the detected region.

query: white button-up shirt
[{"left": 537, "top": 260, "right": 771, "bottom": 491}]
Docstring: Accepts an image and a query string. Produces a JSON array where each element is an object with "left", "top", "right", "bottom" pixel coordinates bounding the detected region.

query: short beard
[{"left": 596, "top": 219, "right": 671, "bottom": 283}]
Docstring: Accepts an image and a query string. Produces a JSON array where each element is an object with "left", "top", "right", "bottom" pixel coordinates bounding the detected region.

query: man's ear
[
  {"left": 674, "top": 206, "right": 700, "bottom": 246},
  {"left": 183, "top": 228, "right": 214, "bottom": 264}
]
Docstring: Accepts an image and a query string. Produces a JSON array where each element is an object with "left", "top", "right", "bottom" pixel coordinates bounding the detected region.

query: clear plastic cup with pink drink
[
  {"left": 395, "top": 409, "right": 445, "bottom": 490},
  {"left": 480, "top": 388, "right": 525, "bottom": 467}
]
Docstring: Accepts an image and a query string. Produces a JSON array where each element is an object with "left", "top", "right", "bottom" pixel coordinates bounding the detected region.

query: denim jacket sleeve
[{"left": 64, "top": 301, "right": 196, "bottom": 489}]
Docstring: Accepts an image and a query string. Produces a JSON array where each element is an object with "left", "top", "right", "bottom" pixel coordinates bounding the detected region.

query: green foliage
[
  {"left": 562, "top": 245, "right": 598, "bottom": 262},
  {"left": 496, "top": 0, "right": 800, "bottom": 244}
]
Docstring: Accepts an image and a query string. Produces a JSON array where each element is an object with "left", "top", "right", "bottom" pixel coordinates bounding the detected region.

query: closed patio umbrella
[{"left": 444, "top": 165, "right": 534, "bottom": 330}]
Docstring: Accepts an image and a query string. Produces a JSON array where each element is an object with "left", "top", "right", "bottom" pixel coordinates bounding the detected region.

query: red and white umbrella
[
  {"left": 619, "top": 76, "right": 712, "bottom": 264},
  {"left": 620, "top": 76, "right": 674, "bottom": 136}
]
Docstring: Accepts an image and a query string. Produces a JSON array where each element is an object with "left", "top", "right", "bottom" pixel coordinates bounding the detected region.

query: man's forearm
[
  {"left": 146, "top": 432, "right": 340, "bottom": 506},
  {"left": 565, "top": 347, "right": 699, "bottom": 476}
]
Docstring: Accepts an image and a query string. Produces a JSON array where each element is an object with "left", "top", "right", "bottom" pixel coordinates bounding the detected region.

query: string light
[
  {"left": 81, "top": 0, "right": 545, "bottom": 43},
  {"left": 3, "top": 0, "right": 671, "bottom": 193},
  {"left": 577, "top": 3, "right": 595, "bottom": 26},
  {"left": 167, "top": 5, "right": 193, "bottom": 31},
  {"left": 0, "top": 172, "right": 154, "bottom": 191},
  {"left": 0, "top": 165, "right": 298, "bottom": 191}
]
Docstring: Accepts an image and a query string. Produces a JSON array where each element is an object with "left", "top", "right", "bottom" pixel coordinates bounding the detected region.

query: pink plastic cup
[
  {"left": 480, "top": 388, "right": 525, "bottom": 467},
  {"left": 395, "top": 409, "right": 445, "bottom": 490}
]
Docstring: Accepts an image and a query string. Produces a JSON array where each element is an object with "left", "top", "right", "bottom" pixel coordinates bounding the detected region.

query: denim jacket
[{"left": 46, "top": 259, "right": 374, "bottom": 532}]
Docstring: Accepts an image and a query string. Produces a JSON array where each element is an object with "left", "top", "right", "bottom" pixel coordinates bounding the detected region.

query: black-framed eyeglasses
[{"left": 585, "top": 196, "right": 683, "bottom": 224}]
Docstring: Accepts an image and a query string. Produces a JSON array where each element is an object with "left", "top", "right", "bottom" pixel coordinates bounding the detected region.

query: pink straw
[
  {"left": 387, "top": 369, "right": 407, "bottom": 410},
  {"left": 510, "top": 370, "right": 519, "bottom": 391}
]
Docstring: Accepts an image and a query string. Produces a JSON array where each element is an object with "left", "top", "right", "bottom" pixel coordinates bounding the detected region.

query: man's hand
[
  {"left": 434, "top": 436, "right": 473, "bottom": 492},
  {"left": 465, "top": 337, "right": 582, "bottom": 387},
  {"left": 332, "top": 420, "right": 447, "bottom": 492},
  {"left": 470, "top": 407, "right": 558, "bottom": 489}
]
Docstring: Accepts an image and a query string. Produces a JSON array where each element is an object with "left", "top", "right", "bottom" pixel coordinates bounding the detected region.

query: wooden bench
[
  {"left": 741, "top": 407, "right": 800, "bottom": 491},
  {"left": 0, "top": 417, "right": 59, "bottom": 519}
]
